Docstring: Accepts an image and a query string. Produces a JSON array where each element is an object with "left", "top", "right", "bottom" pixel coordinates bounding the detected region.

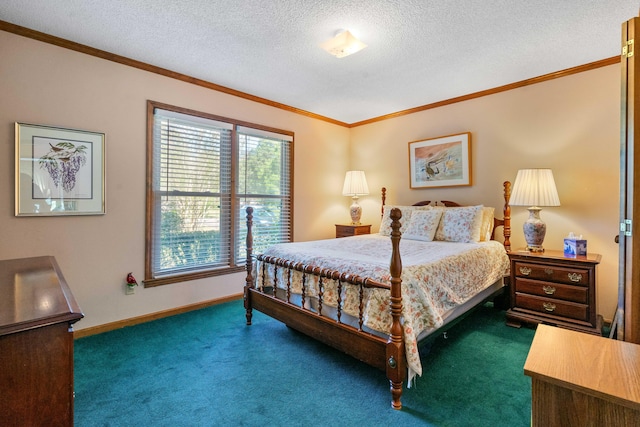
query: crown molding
[{"left": 1, "top": 20, "right": 619, "bottom": 129}]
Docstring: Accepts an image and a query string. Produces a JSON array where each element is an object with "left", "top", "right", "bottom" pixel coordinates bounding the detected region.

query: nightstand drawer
[
  {"left": 335, "top": 224, "right": 371, "bottom": 238},
  {"left": 515, "top": 293, "right": 589, "bottom": 322},
  {"left": 513, "top": 261, "right": 589, "bottom": 286},
  {"left": 514, "top": 278, "right": 588, "bottom": 304}
]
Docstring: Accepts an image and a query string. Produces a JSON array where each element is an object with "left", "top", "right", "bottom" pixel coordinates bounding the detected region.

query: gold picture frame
[
  {"left": 15, "top": 122, "right": 105, "bottom": 216},
  {"left": 408, "top": 132, "right": 471, "bottom": 189}
]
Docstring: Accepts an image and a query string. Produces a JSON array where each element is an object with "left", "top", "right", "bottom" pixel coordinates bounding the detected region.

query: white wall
[
  {"left": 0, "top": 29, "right": 622, "bottom": 329},
  {"left": 0, "top": 31, "right": 350, "bottom": 331},
  {"left": 351, "top": 64, "right": 621, "bottom": 319}
]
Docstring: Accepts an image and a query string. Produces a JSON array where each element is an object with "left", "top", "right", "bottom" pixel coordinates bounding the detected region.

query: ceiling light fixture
[{"left": 320, "top": 30, "right": 367, "bottom": 58}]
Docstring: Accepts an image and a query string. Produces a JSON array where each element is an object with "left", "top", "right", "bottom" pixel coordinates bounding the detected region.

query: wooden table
[
  {"left": 524, "top": 324, "right": 640, "bottom": 426},
  {"left": 0, "top": 256, "right": 83, "bottom": 426}
]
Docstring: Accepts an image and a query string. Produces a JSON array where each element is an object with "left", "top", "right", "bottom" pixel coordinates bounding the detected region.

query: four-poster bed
[{"left": 243, "top": 182, "right": 512, "bottom": 409}]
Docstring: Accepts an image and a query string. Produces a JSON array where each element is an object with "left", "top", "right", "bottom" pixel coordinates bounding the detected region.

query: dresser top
[
  {"left": 0, "top": 256, "right": 83, "bottom": 336},
  {"left": 525, "top": 324, "right": 640, "bottom": 410}
]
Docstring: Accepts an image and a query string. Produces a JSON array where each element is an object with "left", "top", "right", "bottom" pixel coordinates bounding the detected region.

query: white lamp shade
[
  {"left": 342, "top": 171, "right": 369, "bottom": 196},
  {"left": 510, "top": 169, "right": 560, "bottom": 207}
]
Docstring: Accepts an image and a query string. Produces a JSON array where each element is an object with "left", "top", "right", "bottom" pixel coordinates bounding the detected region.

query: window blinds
[
  {"left": 150, "top": 107, "right": 292, "bottom": 280},
  {"left": 236, "top": 129, "right": 292, "bottom": 259},
  {"left": 152, "top": 108, "right": 233, "bottom": 276}
]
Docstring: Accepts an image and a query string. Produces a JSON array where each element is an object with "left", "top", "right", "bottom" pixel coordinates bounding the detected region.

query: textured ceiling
[{"left": 0, "top": 1, "right": 638, "bottom": 124}]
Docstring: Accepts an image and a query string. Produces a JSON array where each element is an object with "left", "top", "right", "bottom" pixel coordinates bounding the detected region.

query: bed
[{"left": 243, "top": 182, "right": 512, "bottom": 410}]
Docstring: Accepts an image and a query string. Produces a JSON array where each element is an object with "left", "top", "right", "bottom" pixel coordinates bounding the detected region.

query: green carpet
[{"left": 74, "top": 300, "right": 535, "bottom": 426}]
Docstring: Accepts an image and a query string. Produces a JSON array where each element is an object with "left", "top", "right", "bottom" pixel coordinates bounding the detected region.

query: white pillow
[
  {"left": 479, "top": 207, "right": 495, "bottom": 242},
  {"left": 435, "top": 205, "right": 484, "bottom": 243},
  {"left": 379, "top": 205, "right": 431, "bottom": 236},
  {"left": 403, "top": 209, "right": 444, "bottom": 241}
]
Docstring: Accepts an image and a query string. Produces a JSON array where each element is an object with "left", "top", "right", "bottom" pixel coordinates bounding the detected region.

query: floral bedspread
[{"left": 254, "top": 234, "right": 509, "bottom": 383}]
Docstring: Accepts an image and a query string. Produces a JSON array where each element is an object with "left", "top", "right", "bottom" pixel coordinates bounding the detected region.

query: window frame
[{"left": 144, "top": 100, "right": 294, "bottom": 287}]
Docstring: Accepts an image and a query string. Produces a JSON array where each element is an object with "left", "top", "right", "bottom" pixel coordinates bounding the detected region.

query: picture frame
[
  {"left": 15, "top": 122, "right": 105, "bottom": 216},
  {"left": 408, "top": 132, "right": 471, "bottom": 189}
]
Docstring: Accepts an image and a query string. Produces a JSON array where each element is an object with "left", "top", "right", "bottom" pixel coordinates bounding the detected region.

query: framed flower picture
[
  {"left": 408, "top": 132, "right": 471, "bottom": 189},
  {"left": 15, "top": 122, "right": 105, "bottom": 216}
]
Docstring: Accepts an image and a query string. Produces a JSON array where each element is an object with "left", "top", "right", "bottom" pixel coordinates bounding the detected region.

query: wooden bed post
[
  {"left": 244, "top": 206, "right": 254, "bottom": 326},
  {"left": 503, "top": 181, "right": 512, "bottom": 251},
  {"left": 387, "top": 207, "right": 406, "bottom": 410},
  {"left": 381, "top": 187, "right": 387, "bottom": 218}
]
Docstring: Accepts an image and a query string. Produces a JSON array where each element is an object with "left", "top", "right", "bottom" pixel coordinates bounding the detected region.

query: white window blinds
[
  {"left": 236, "top": 128, "right": 292, "bottom": 259},
  {"left": 147, "top": 104, "right": 293, "bottom": 285},
  {"left": 152, "top": 108, "right": 233, "bottom": 276}
]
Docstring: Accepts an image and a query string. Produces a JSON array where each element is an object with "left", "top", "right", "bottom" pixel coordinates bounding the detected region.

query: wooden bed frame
[{"left": 243, "top": 182, "right": 512, "bottom": 410}]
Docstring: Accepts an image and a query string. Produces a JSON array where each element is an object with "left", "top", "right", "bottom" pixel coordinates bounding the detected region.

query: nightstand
[
  {"left": 335, "top": 224, "right": 371, "bottom": 238},
  {"left": 506, "top": 249, "right": 602, "bottom": 335}
]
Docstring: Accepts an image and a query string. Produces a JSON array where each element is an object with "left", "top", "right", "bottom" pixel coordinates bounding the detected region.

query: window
[{"left": 145, "top": 101, "right": 293, "bottom": 287}]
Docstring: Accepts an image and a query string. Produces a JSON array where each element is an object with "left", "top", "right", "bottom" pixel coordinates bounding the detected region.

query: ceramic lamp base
[
  {"left": 523, "top": 207, "right": 546, "bottom": 252},
  {"left": 350, "top": 196, "right": 362, "bottom": 225}
]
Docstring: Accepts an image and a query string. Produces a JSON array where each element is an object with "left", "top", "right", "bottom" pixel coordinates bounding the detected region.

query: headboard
[{"left": 379, "top": 182, "right": 511, "bottom": 250}]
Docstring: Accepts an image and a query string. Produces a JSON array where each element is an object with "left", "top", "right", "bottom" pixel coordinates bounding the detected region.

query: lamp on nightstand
[
  {"left": 342, "top": 170, "right": 369, "bottom": 225},
  {"left": 510, "top": 169, "right": 560, "bottom": 252}
]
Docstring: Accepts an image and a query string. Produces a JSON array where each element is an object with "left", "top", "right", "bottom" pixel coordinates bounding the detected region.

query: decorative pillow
[
  {"left": 479, "top": 207, "right": 495, "bottom": 242},
  {"left": 379, "top": 205, "right": 431, "bottom": 236},
  {"left": 434, "top": 205, "right": 484, "bottom": 243},
  {"left": 403, "top": 209, "right": 444, "bottom": 241}
]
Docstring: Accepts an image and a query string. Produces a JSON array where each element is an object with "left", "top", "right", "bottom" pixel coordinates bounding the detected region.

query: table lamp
[
  {"left": 509, "top": 169, "right": 560, "bottom": 252},
  {"left": 342, "top": 170, "right": 369, "bottom": 225}
]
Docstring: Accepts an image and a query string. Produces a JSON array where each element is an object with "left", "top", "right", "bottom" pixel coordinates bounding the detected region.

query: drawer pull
[
  {"left": 544, "top": 268, "right": 554, "bottom": 275},
  {"left": 519, "top": 266, "right": 532, "bottom": 276},
  {"left": 543, "top": 302, "right": 556, "bottom": 312},
  {"left": 567, "top": 273, "right": 582, "bottom": 283},
  {"left": 542, "top": 285, "right": 556, "bottom": 295}
]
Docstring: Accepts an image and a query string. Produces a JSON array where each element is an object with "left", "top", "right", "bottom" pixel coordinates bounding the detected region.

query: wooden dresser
[
  {"left": 0, "top": 256, "right": 83, "bottom": 426},
  {"left": 506, "top": 249, "right": 602, "bottom": 335},
  {"left": 525, "top": 324, "right": 640, "bottom": 426}
]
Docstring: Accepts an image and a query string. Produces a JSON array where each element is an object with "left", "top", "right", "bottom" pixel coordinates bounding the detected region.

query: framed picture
[
  {"left": 408, "top": 132, "right": 471, "bottom": 189},
  {"left": 15, "top": 123, "right": 105, "bottom": 216}
]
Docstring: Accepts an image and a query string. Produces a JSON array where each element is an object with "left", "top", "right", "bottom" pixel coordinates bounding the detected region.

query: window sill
[{"left": 144, "top": 265, "right": 246, "bottom": 288}]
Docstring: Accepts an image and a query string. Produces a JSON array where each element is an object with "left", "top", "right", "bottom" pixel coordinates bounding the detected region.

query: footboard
[
  {"left": 248, "top": 256, "right": 392, "bottom": 369},
  {"left": 244, "top": 207, "right": 406, "bottom": 409}
]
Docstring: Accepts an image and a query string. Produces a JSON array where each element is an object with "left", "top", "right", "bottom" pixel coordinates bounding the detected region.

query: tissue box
[{"left": 564, "top": 238, "right": 587, "bottom": 257}]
